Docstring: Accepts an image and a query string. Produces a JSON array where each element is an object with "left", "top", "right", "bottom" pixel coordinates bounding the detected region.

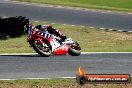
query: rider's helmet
[
  {"left": 42, "top": 24, "right": 52, "bottom": 30},
  {"left": 35, "top": 25, "right": 42, "bottom": 30},
  {"left": 41, "top": 24, "right": 51, "bottom": 33}
]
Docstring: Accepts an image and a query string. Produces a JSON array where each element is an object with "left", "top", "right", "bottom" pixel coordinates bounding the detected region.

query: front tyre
[{"left": 32, "top": 40, "right": 52, "bottom": 57}]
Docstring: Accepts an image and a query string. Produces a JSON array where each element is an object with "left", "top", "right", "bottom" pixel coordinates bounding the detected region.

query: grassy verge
[
  {"left": 14, "top": 0, "right": 132, "bottom": 12},
  {"left": 0, "top": 79, "right": 131, "bottom": 88},
  {"left": 1, "top": 22, "right": 132, "bottom": 53}
]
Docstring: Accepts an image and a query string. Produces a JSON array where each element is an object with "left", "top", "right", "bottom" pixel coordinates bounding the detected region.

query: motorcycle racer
[
  {"left": 36, "top": 24, "right": 66, "bottom": 42},
  {"left": 26, "top": 23, "right": 81, "bottom": 57},
  {"left": 34, "top": 24, "right": 67, "bottom": 43}
]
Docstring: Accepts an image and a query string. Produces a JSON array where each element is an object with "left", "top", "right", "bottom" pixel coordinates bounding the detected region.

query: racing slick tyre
[
  {"left": 68, "top": 47, "right": 81, "bottom": 56},
  {"left": 32, "top": 39, "right": 52, "bottom": 57},
  {"left": 68, "top": 42, "right": 81, "bottom": 56}
]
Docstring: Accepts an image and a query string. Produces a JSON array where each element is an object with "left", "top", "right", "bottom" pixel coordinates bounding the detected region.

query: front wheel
[
  {"left": 32, "top": 40, "right": 52, "bottom": 57},
  {"left": 68, "top": 42, "right": 81, "bottom": 56}
]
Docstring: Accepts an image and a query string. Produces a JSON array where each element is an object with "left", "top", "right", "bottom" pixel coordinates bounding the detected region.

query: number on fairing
[
  {"left": 45, "top": 34, "right": 51, "bottom": 38},
  {"left": 41, "top": 33, "right": 51, "bottom": 38}
]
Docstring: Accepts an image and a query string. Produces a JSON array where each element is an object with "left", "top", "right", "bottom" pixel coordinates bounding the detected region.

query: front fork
[{"left": 28, "top": 38, "right": 44, "bottom": 47}]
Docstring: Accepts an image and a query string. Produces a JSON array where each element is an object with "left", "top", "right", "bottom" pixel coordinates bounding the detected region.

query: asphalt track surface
[
  {"left": 0, "top": 0, "right": 132, "bottom": 31},
  {"left": 0, "top": 53, "right": 132, "bottom": 79},
  {"left": 0, "top": 1, "right": 132, "bottom": 79}
]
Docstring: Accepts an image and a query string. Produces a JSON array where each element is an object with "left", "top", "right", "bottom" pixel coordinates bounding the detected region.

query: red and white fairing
[
  {"left": 53, "top": 44, "right": 69, "bottom": 55},
  {"left": 27, "top": 26, "right": 81, "bottom": 56},
  {"left": 47, "top": 35, "right": 69, "bottom": 55}
]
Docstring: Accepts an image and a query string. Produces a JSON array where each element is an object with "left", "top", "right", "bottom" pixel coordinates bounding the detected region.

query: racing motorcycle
[{"left": 26, "top": 25, "right": 81, "bottom": 57}]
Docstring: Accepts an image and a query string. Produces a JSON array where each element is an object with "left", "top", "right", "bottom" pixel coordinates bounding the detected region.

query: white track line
[
  {"left": 81, "top": 52, "right": 132, "bottom": 54},
  {"left": 1, "top": 52, "right": 132, "bottom": 55},
  {"left": 0, "top": 77, "right": 76, "bottom": 80},
  {"left": 1, "top": 76, "right": 132, "bottom": 80}
]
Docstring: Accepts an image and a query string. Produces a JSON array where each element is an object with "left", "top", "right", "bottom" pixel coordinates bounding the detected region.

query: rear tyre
[
  {"left": 68, "top": 42, "right": 81, "bottom": 56},
  {"left": 68, "top": 47, "right": 81, "bottom": 56},
  {"left": 32, "top": 39, "right": 52, "bottom": 57}
]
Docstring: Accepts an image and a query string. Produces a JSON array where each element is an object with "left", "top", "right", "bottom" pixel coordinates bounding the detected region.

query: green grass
[
  {"left": 1, "top": 22, "right": 132, "bottom": 53},
  {"left": 0, "top": 79, "right": 131, "bottom": 88},
  {"left": 0, "top": 79, "right": 76, "bottom": 88},
  {"left": 0, "top": 36, "right": 33, "bottom": 53},
  {"left": 14, "top": 0, "right": 132, "bottom": 12}
]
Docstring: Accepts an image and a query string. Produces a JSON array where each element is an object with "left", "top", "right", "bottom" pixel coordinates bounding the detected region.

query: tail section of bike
[{"left": 53, "top": 44, "right": 69, "bottom": 55}]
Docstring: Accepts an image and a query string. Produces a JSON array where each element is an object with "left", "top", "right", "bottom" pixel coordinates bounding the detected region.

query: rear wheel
[
  {"left": 68, "top": 42, "right": 81, "bottom": 56},
  {"left": 32, "top": 39, "right": 52, "bottom": 57}
]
